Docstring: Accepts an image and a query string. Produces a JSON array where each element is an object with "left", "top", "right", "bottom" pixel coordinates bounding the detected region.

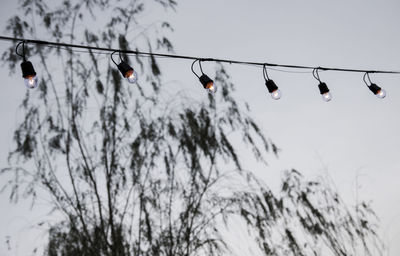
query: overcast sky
[{"left": 1, "top": 0, "right": 400, "bottom": 255}]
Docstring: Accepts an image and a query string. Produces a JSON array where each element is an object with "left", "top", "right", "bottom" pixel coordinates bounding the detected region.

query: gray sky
[{"left": 1, "top": 0, "right": 400, "bottom": 255}]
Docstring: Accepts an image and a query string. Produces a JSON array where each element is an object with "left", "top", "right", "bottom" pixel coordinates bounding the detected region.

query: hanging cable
[
  {"left": 263, "top": 65, "right": 281, "bottom": 100},
  {"left": 363, "top": 72, "right": 386, "bottom": 99},
  {"left": 110, "top": 51, "right": 119, "bottom": 66},
  {"left": 0, "top": 35, "right": 398, "bottom": 99},
  {"left": 1, "top": 36, "right": 399, "bottom": 74},
  {"left": 15, "top": 41, "right": 26, "bottom": 61},
  {"left": 191, "top": 59, "right": 200, "bottom": 78},
  {"left": 313, "top": 68, "right": 332, "bottom": 102},
  {"left": 312, "top": 68, "right": 322, "bottom": 82},
  {"left": 363, "top": 72, "right": 372, "bottom": 86}
]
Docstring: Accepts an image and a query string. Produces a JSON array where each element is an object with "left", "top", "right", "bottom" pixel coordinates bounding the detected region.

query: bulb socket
[
  {"left": 368, "top": 83, "right": 382, "bottom": 95},
  {"left": 265, "top": 79, "right": 278, "bottom": 93},
  {"left": 117, "top": 61, "right": 134, "bottom": 78},
  {"left": 199, "top": 74, "right": 214, "bottom": 89},
  {"left": 21, "top": 61, "right": 36, "bottom": 78},
  {"left": 318, "top": 82, "right": 330, "bottom": 95}
]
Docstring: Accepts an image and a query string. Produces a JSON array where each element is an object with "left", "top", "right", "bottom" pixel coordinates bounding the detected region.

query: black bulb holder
[
  {"left": 318, "top": 82, "right": 330, "bottom": 94},
  {"left": 368, "top": 83, "right": 381, "bottom": 95},
  {"left": 21, "top": 60, "right": 36, "bottom": 78},
  {"left": 199, "top": 74, "right": 213, "bottom": 88},
  {"left": 265, "top": 79, "right": 278, "bottom": 93},
  {"left": 117, "top": 61, "right": 133, "bottom": 77}
]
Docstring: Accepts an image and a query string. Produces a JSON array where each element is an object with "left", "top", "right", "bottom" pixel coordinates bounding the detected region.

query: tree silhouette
[{"left": 1, "top": 0, "right": 383, "bottom": 255}]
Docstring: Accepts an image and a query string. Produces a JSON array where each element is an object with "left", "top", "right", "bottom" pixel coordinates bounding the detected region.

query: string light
[
  {"left": 313, "top": 68, "right": 332, "bottom": 102},
  {"left": 111, "top": 51, "right": 138, "bottom": 84},
  {"left": 191, "top": 59, "right": 217, "bottom": 94},
  {"left": 363, "top": 72, "right": 386, "bottom": 99},
  {"left": 0, "top": 36, "right": 398, "bottom": 100},
  {"left": 263, "top": 65, "right": 281, "bottom": 100},
  {"left": 16, "top": 41, "right": 39, "bottom": 89}
]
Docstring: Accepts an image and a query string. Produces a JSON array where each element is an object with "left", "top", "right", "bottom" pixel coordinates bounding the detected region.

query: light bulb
[
  {"left": 322, "top": 92, "right": 332, "bottom": 102},
  {"left": 265, "top": 80, "right": 281, "bottom": 100},
  {"left": 376, "top": 89, "right": 386, "bottom": 99},
  {"left": 205, "top": 82, "right": 217, "bottom": 94},
  {"left": 117, "top": 61, "right": 138, "bottom": 84},
  {"left": 199, "top": 74, "right": 216, "bottom": 94},
  {"left": 368, "top": 83, "right": 386, "bottom": 99},
  {"left": 21, "top": 60, "right": 38, "bottom": 89},
  {"left": 125, "top": 69, "right": 138, "bottom": 84},
  {"left": 318, "top": 82, "right": 331, "bottom": 102},
  {"left": 270, "top": 89, "right": 281, "bottom": 100},
  {"left": 24, "top": 75, "right": 39, "bottom": 89}
]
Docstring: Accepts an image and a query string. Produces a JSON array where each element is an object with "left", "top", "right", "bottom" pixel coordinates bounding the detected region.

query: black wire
[
  {"left": 199, "top": 60, "right": 204, "bottom": 75},
  {"left": 363, "top": 72, "right": 372, "bottom": 86},
  {"left": 111, "top": 51, "right": 119, "bottom": 66},
  {"left": 266, "top": 67, "right": 312, "bottom": 74},
  {"left": 1, "top": 35, "right": 400, "bottom": 75},
  {"left": 312, "top": 68, "right": 321, "bottom": 82},
  {"left": 22, "top": 41, "right": 25, "bottom": 61},
  {"left": 238, "top": 62, "right": 312, "bottom": 74},
  {"left": 47, "top": 45, "right": 110, "bottom": 55},
  {"left": 48, "top": 45, "right": 315, "bottom": 76},
  {"left": 51, "top": 45, "right": 173, "bottom": 61},
  {"left": 119, "top": 51, "right": 124, "bottom": 62},
  {"left": 191, "top": 59, "right": 200, "bottom": 78},
  {"left": 367, "top": 73, "right": 372, "bottom": 84},
  {"left": 15, "top": 41, "right": 26, "bottom": 61},
  {"left": 263, "top": 65, "right": 270, "bottom": 81}
]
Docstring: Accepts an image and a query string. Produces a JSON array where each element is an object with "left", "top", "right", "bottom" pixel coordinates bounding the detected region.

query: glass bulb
[
  {"left": 322, "top": 92, "right": 332, "bottom": 102},
  {"left": 206, "top": 82, "right": 217, "bottom": 94},
  {"left": 24, "top": 75, "right": 39, "bottom": 89},
  {"left": 376, "top": 89, "right": 386, "bottom": 99},
  {"left": 125, "top": 69, "right": 138, "bottom": 84},
  {"left": 270, "top": 89, "right": 281, "bottom": 100}
]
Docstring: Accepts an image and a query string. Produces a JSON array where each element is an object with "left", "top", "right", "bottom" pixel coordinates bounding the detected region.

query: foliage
[{"left": 1, "top": 0, "right": 383, "bottom": 255}]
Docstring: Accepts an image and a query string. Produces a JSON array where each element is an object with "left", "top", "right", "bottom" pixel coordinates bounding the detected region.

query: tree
[{"left": 1, "top": 0, "right": 383, "bottom": 255}]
